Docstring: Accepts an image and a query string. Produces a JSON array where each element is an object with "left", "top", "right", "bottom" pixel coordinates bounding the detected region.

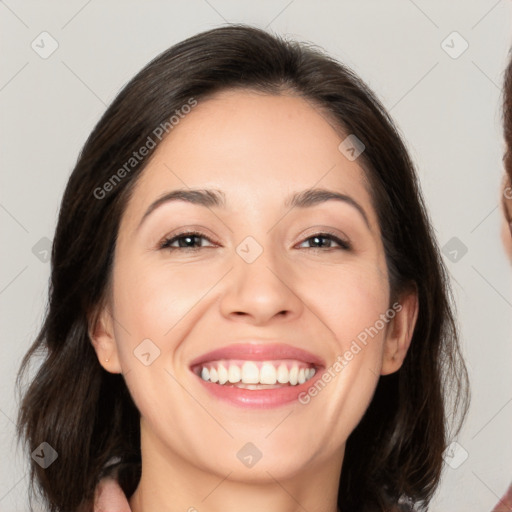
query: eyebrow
[{"left": 138, "top": 187, "right": 370, "bottom": 229}]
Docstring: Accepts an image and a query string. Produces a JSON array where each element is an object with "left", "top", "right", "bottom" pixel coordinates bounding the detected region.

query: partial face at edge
[
  {"left": 501, "top": 173, "right": 512, "bottom": 260},
  {"left": 90, "top": 89, "right": 417, "bottom": 481}
]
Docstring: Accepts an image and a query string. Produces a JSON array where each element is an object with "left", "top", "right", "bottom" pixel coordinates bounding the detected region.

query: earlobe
[
  {"left": 500, "top": 173, "right": 512, "bottom": 262},
  {"left": 88, "top": 305, "right": 123, "bottom": 374},
  {"left": 381, "top": 290, "right": 419, "bottom": 376}
]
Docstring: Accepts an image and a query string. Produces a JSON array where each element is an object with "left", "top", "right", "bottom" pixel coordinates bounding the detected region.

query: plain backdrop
[{"left": 1, "top": 1, "right": 511, "bottom": 511}]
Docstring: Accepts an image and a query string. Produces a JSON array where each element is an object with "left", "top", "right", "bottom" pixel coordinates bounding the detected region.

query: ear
[
  {"left": 500, "top": 173, "right": 512, "bottom": 262},
  {"left": 88, "top": 304, "right": 123, "bottom": 374},
  {"left": 381, "top": 290, "right": 418, "bottom": 375}
]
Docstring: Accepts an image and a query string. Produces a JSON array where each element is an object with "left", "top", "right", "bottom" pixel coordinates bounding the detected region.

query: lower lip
[{"left": 194, "top": 370, "right": 324, "bottom": 409}]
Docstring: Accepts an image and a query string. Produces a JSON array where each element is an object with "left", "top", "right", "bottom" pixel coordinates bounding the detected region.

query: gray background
[{"left": 1, "top": 1, "right": 511, "bottom": 511}]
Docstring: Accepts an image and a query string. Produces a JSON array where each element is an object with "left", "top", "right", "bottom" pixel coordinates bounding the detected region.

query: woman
[
  {"left": 16, "top": 25, "right": 468, "bottom": 512},
  {"left": 491, "top": 48, "right": 512, "bottom": 512},
  {"left": 502, "top": 48, "right": 512, "bottom": 263}
]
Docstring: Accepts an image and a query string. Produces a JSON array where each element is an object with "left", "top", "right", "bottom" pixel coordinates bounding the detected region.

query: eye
[
  {"left": 297, "top": 232, "right": 351, "bottom": 251},
  {"left": 159, "top": 231, "right": 216, "bottom": 251},
  {"left": 158, "top": 230, "right": 351, "bottom": 252}
]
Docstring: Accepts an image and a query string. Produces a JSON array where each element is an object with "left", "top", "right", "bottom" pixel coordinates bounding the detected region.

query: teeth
[
  {"left": 228, "top": 364, "right": 241, "bottom": 383},
  {"left": 289, "top": 366, "right": 298, "bottom": 385},
  {"left": 241, "top": 362, "right": 259, "bottom": 384},
  {"left": 260, "top": 363, "right": 277, "bottom": 385},
  {"left": 217, "top": 363, "right": 229, "bottom": 385},
  {"left": 277, "top": 363, "right": 288, "bottom": 384},
  {"left": 198, "top": 360, "right": 317, "bottom": 387}
]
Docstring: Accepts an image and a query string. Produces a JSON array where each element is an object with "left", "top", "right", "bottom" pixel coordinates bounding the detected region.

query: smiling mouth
[{"left": 191, "top": 359, "right": 317, "bottom": 389}]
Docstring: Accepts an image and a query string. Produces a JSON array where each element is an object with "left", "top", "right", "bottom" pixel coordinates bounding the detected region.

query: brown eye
[
  {"left": 297, "top": 233, "right": 351, "bottom": 251},
  {"left": 159, "top": 231, "right": 216, "bottom": 251}
]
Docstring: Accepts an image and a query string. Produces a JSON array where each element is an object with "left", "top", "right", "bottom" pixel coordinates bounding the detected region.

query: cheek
[
  {"left": 318, "top": 262, "right": 390, "bottom": 381},
  {"left": 315, "top": 260, "right": 390, "bottom": 347},
  {"left": 111, "top": 256, "right": 218, "bottom": 346},
  {"left": 294, "top": 262, "right": 391, "bottom": 445},
  {"left": 108, "top": 256, "right": 213, "bottom": 427}
]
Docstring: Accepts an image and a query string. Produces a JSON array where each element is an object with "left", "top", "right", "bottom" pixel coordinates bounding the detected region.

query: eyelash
[{"left": 158, "top": 230, "right": 351, "bottom": 252}]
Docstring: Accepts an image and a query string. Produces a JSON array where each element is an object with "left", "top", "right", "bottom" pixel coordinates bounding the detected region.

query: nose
[{"left": 219, "top": 243, "right": 304, "bottom": 326}]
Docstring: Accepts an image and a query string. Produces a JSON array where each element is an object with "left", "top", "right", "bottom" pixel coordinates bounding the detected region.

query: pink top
[
  {"left": 491, "top": 482, "right": 512, "bottom": 512},
  {"left": 93, "top": 477, "right": 131, "bottom": 512}
]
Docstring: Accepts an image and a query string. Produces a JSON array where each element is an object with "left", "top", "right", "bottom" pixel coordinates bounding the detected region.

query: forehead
[{"left": 123, "top": 89, "right": 376, "bottom": 225}]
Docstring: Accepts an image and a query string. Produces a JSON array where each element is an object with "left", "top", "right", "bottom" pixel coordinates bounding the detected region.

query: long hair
[
  {"left": 16, "top": 24, "right": 469, "bottom": 512},
  {"left": 504, "top": 48, "right": 512, "bottom": 182}
]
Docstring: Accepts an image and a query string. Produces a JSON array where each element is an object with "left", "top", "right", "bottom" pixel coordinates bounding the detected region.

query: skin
[
  {"left": 90, "top": 89, "right": 418, "bottom": 512},
  {"left": 501, "top": 174, "right": 512, "bottom": 261}
]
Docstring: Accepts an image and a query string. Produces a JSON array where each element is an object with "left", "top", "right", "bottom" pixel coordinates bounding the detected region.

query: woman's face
[{"left": 92, "top": 89, "right": 416, "bottom": 482}]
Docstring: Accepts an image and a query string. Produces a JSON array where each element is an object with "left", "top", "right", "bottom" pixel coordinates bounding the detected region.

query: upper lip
[{"left": 189, "top": 342, "right": 325, "bottom": 368}]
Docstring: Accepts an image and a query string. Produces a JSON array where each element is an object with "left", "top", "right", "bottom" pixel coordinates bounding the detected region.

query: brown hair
[
  {"left": 504, "top": 49, "right": 512, "bottom": 182},
  {"left": 16, "top": 24, "right": 469, "bottom": 512},
  {"left": 502, "top": 48, "right": 512, "bottom": 226}
]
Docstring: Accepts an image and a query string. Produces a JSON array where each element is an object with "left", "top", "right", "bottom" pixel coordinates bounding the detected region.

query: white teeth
[
  {"left": 198, "top": 360, "right": 317, "bottom": 387},
  {"left": 260, "top": 363, "right": 277, "bottom": 385},
  {"left": 289, "top": 366, "right": 298, "bottom": 385},
  {"left": 217, "top": 363, "right": 229, "bottom": 385},
  {"left": 277, "top": 363, "right": 288, "bottom": 384},
  {"left": 241, "top": 361, "right": 259, "bottom": 384},
  {"left": 228, "top": 364, "right": 241, "bottom": 383}
]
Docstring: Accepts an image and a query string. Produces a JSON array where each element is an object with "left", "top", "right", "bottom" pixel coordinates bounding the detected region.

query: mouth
[
  {"left": 192, "top": 360, "right": 317, "bottom": 388},
  {"left": 189, "top": 343, "right": 325, "bottom": 408}
]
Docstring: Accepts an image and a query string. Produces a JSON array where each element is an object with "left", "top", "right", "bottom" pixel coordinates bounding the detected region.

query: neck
[{"left": 129, "top": 421, "right": 343, "bottom": 512}]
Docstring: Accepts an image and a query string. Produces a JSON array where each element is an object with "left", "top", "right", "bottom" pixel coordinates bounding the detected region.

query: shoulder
[{"left": 93, "top": 477, "right": 131, "bottom": 512}]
